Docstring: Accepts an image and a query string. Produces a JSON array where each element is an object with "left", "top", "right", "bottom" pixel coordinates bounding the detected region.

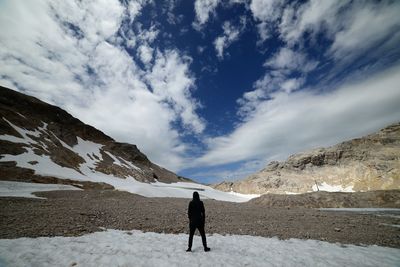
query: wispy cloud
[{"left": 213, "top": 20, "right": 245, "bottom": 59}]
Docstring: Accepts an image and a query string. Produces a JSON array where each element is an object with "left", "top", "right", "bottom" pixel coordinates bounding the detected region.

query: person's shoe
[
  {"left": 186, "top": 248, "right": 192, "bottom": 252},
  {"left": 204, "top": 247, "right": 210, "bottom": 252}
]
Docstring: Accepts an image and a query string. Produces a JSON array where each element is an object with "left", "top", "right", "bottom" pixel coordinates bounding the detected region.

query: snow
[
  {"left": 312, "top": 182, "right": 354, "bottom": 192},
  {"left": 319, "top": 208, "right": 400, "bottom": 220},
  {"left": 0, "top": 118, "right": 42, "bottom": 142},
  {"left": 0, "top": 181, "right": 81, "bottom": 199},
  {"left": 0, "top": 230, "right": 398, "bottom": 267},
  {"left": 319, "top": 208, "right": 400, "bottom": 212},
  {"left": 104, "top": 151, "right": 124, "bottom": 166},
  {"left": 380, "top": 223, "right": 400, "bottom": 228},
  {"left": 0, "top": 147, "right": 89, "bottom": 181},
  {"left": 149, "top": 182, "right": 259, "bottom": 202},
  {"left": 285, "top": 191, "right": 301, "bottom": 195},
  {"left": 15, "top": 112, "right": 26, "bottom": 119},
  {"left": 70, "top": 137, "right": 104, "bottom": 169},
  {"left": 103, "top": 151, "right": 141, "bottom": 171},
  {"left": 227, "top": 190, "right": 260, "bottom": 199}
]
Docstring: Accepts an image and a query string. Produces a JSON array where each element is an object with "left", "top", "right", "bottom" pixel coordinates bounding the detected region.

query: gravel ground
[{"left": 1, "top": 189, "right": 400, "bottom": 248}]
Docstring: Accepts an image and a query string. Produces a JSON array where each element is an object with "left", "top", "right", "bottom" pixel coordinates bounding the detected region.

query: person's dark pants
[{"left": 188, "top": 222, "right": 207, "bottom": 249}]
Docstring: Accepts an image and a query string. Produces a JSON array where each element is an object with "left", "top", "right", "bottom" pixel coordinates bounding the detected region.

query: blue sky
[{"left": 1, "top": 0, "right": 400, "bottom": 184}]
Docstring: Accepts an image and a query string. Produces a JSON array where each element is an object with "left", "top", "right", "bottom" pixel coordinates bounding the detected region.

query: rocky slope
[
  {"left": 0, "top": 86, "right": 190, "bottom": 189},
  {"left": 213, "top": 123, "right": 400, "bottom": 194},
  {"left": 249, "top": 190, "right": 400, "bottom": 208}
]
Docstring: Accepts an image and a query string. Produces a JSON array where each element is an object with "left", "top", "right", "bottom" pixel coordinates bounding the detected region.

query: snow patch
[
  {"left": 0, "top": 181, "right": 81, "bottom": 199},
  {"left": 285, "top": 191, "right": 301, "bottom": 195},
  {"left": 313, "top": 182, "right": 354, "bottom": 192},
  {"left": 227, "top": 190, "right": 260, "bottom": 200},
  {"left": 0, "top": 147, "right": 88, "bottom": 181},
  {"left": 70, "top": 137, "right": 104, "bottom": 170},
  {"left": 15, "top": 112, "right": 26, "bottom": 119},
  {"left": 380, "top": 223, "right": 400, "bottom": 228},
  {"left": 319, "top": 208, "right": 400, "bottom": 212},
  {"left": 103, "top": 151, "right": 141, "bottom": 171},
  {"left": 0, "top": 229, "right": 399, "bottom": 267},
  {"left": 150, "top": 182, "right": 259, "bottom": 202},
  {"left": 2, "top": 118, "right": 42, "bottom": 140}
]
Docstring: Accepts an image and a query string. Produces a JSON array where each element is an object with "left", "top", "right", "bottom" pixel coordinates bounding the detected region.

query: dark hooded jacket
[{"left": 188, "top": 192, "right": 205, "bottom": 225}]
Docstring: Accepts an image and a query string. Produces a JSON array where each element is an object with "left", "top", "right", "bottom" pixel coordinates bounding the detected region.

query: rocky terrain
[
  {"left": 249, "top": 189, "right": 400, "bottom": 208},
  {"left": 1, "top": 189, "right": 399, "bottom": 248},
  {"left": 214, "top": 123, "right": 400, "bottom": 194},
  {"left": 0, "top": 86, "right": 190, "bottom": 188}
]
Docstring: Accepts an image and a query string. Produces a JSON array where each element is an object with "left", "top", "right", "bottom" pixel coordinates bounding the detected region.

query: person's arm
[
  {"left": 201, "top": 202, "right": 205, "bottom": 223},
  {"left": 188, "top": 202, "right": 192, "bottom": 220}
]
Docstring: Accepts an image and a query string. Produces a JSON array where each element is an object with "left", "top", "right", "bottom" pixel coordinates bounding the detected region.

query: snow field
[
  {"left": 0, "top": 181, "right": 81, "bottom": 199},
  {"left": 0, "top": 229, "right": 399, "bottom": 267}
]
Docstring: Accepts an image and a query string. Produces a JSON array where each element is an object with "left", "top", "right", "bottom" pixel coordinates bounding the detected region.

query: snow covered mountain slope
[{"left": 0, "top": 86, "right": 255, "bottom": 202}]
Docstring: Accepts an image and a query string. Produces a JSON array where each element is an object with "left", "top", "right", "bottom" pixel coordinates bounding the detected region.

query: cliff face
[
  {"left": 0, "top": 86, "right": 189, "bottom": 188},
  {"left": 213, "top": 123, "right": 400, "bottom": 194}
]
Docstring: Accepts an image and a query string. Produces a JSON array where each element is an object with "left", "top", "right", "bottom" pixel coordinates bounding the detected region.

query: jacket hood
[{"left": 192, "top": 191, "right": 200, "bottom": 201}]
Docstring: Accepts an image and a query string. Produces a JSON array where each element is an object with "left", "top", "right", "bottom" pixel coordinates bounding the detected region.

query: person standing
[{"left": 186, "top": 191, "right": 210, "bottom": 252}]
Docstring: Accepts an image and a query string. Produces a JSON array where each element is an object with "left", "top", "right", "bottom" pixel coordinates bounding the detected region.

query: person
[{"left": 186, "top": 191, "right": 210, "bottom": 252}]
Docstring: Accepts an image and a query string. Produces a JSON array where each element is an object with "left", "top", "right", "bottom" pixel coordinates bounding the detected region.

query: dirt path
[{"left": 1, "top": 190, "right": 399, "bottom": 248}]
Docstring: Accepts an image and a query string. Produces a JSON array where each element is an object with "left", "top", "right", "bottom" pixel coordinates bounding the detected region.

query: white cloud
[
  {"left": 329, "top": 2, "right": 400, "bottom": 60},
  {"left": 264, "top": 48, "right": 318, "bottom": 72},
  {"left": 237, "top": 47, "right": 315, "bottom": 116},
  {"left": 279, "top": 1, "right": 349, "bottom": 45},
  {"left": 249, "top": 0, "right": 284, "bottom": 42},
  {"left": 213, "top": 21, "right": 243, "bottom": 59},
  {"left": 145, "top": 50, "right": 205, "bottom": 134},
  {"left": 213, "top": 37, "right": 225, "bottom": 59},
  {"left": 279, "top": 0, "right": 400, "bottom": 64},
  {"left": 137, "top": 24, "right": 159, "bottom": 43},
  {"left": 250, "top": 0, "right": 282, "bottom": 22},
  {"left": 193, "top": 0, "right": 220, "bottom": 28},
  {"left": 190, "top": 159, "right": 265, "bottom": 182},
  {"left": 0, "top": 0, "right": 204, "bottom": 171},
  {"left": 280, "top": 78, "right": 304, "bottom": 94},
  {"left": 137, "top": 44, "right": 153, "bottom": 65},
  {"left": 256, "top": 22, "right": 270, "bottom": 43},
  {"left": 127, "top": 0, "right": 150, "bottom": 22},
  {"left": 195, "top": 64, "right": 400, "bottom": 167}
]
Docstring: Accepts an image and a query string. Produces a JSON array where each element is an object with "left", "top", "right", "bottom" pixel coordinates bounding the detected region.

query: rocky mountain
[
  {"left": 0, "top": 86, "right": 190, "bottom": 189},
  {"left": 213, "top": 123, "right": 400, "bottom": 194}
]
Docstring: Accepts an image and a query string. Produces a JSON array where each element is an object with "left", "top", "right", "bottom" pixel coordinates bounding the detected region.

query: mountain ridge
[{"left": 213, "top": 123, "right": 400, "bottom": 194}]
